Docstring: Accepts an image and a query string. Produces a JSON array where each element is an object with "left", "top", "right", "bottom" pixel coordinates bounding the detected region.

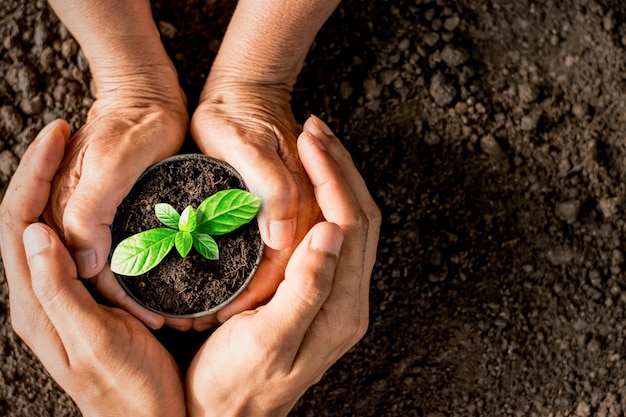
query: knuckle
[
  {"left": 300, "top": 258, "right": 334, "bottom": 304},
  {"left": 70, "top": 327, "right": 117, "bottom": 367},
  {"left": 354, "top": 316, "right": 370, "bottom": 342},
  {"left": 325, "top": 315, "right": 365, "bottom": 350},
  {"left": 342, "top": 316, "right": 368, "bottom": 348},
  {"left": 366, "top": 203, "right": 382, "bottom": 231},
  {"left": 9, "top": 310, "right": 29, "bottom": 341},
  {"left": 259, "top": 175, "right": 298, "bottom": 215},
  {"left": 9, "top": 303, "right": 50, "bottom": 347},
  {"left": 62, "top": 204, "right": 88, "bottom": 233},
  {"left": 71, "top": 340, "right": 99, "bottom": 368},
  {"left": 353, "top": 208, "right": 370, "bottom": 230},
  {"left": 335, "top": 145, "right": 355, "bottom": 167},
  {"left": 0, "top": 203, "right": 14, "bottom": 234},
  {"left": 270, "top": 174, "right": 298, "bottom": 199}
]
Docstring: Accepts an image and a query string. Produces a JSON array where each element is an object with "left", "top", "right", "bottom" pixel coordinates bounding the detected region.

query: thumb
[
  {"left": 62, "top": 162, "right": 137, "bottom": 278},
  {"left": 192, "top": 119, "right": 299, "bottom": 250},
  {"left": 24, "top": 224, "right": 100, "bottom": 336},
  {"left": 257, "top": 222, "right": 343, "bottom": 347},
  {"left": 233, "top": 147, "right": 298, "bottom": 251}
]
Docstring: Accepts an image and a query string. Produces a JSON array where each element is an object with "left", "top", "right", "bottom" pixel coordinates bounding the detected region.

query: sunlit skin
[
  {"left": 1, "top": 0, "right": 382, "bottom": 414},
  {"left": 43, "top": 0, "right": 341, "bottom": 332},
  {"left": 0, "top": 117, "right": 380, "bottom": 417}
]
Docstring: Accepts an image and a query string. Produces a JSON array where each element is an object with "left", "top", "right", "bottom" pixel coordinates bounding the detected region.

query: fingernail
[
  {"left": 305, "top": 130, "right": 327, "bottom": 151},
  {"left": 75, "top": 249, "right": 97, "bottom": 275},
  {"left": 23, "top": 225, "right": 52, "bottom": 257},
  {"left": 269, "top": 219, "right": 295, "bottom": 247},
  {"left": 310, "top": 225, "right": 343, "bottom": 257},
  {"left": 169, "top": 323, "right": 189, "bottom": 332},
  {"left": 34, "top": 121, "right": 58, "bottom": 143},
  {"left": 144, "top": 315, "right": 164, "bottom": 331},
  {"left": 311, "top": 115, "right": 334, "bottom": 136}
]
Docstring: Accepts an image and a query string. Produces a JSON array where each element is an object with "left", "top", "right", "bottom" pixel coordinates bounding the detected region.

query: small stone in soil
[
  {"left": 441, "top": 44, "right": 470, "bottom": 67},
  {"left": 479, "top": 135, "right": 503, "bottom": 157},
  {"left": 555, "top": 200, "right": 580, "bottom": 224},
  {"left": 429, "top": 73, "right": 456, "bottom": 107}
]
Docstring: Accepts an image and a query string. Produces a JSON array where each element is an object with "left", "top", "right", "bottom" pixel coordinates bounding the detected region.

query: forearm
[
  {"left": 47, "top": 0, "right": 169, "bottom": 77},
  {"left": 47, "top": 0, "right": 185, "bottom": 109},
  {"left": 208, "top": 0, "right": 341, "bottom": 87}
]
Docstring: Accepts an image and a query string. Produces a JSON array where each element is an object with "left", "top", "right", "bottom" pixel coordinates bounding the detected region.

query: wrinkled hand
[
  {"left": 186, "top": 117, "right": 381, "bottom": 416},
  {"left": 0, "top": 121, "right": 186, "bottom": 417},
  {"left": 44, "top": 64, "right": 189, "bottom": 329},
  {"left": 190, "top": 79, "right": 320, "bottom": 328}
]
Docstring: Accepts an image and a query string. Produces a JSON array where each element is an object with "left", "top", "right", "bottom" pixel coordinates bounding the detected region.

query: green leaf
[
  {"left": 175, "top": 231, "right": 193, "bottom": 257},
  {"left": 110, "top": 228, "right": 177, "bottom": 276},
  {"left": 196, "top": 189, "right": 262, "bottom": 235},
  {"left": 155, "top": 203, "right": 180, "bottom": 229},
  {"left": 179, "top": 205, "right": 197, "bottom": 232},
  {"left": 192, "top": 233, "right": 219, "bottom": 260}
]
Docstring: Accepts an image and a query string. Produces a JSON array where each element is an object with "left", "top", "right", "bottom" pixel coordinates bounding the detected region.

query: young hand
[
  {"left": 185, "top": 116, "right": 381, "bottom": 416},
  {"left": 0, "top": 121, "right": 187, "bottom": 417}
]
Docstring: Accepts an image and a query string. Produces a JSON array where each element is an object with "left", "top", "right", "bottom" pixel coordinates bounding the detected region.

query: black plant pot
[{"left": 110, "top": 154, "right": 263, "bottom": 318}]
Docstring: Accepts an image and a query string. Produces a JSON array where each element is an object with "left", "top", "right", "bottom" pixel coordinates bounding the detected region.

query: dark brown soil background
[
  {"left": 3, "top": 0, "right": 626, "bottom": 415},
  {"left": 112, "top": 155, "right": 262, "bottom": 317}
]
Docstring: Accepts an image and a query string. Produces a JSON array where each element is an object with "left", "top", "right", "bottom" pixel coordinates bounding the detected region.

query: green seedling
[{"left": 111, "top": 189, "right": 262, "bottom": 276}]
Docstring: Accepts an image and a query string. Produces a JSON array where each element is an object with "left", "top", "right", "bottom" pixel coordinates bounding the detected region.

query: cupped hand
[
  {"left": 44, "top": 63, "right": 189, "bottom": 329},
  {"left": 0, "top": 121, "right": 186, "bottom": 417},
  {"left": 185, "top": 116, "right": 381, "bottom": 416},
  {"left": 190, "top": 79, "right": 320, "bottom": 328}
]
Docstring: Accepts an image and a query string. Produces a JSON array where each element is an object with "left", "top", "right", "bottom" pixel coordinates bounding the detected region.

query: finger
[
  {"left": 191, "top": 313, "right": 220, "bottom": 332},
  {"left": 164, "top": 317, "right": 194, "bottom": 332},
  {"left": 304, "top": 115, "right": 381, "bottom": 232},
  {"left": 61, "top": 147, "right": 144, "bottom": 278},
  {"left": 192, "top": 120, "right": 298, "bottom": 250},
  {"left": 302, "top": 115, "right": 381, "bottom": 299},
  {"left": 1, "top": 120, "right": 70, "bottom": 340},
  {"left": 255, "top": 222, "right": 343, "bottom": 356},
  {"left": 303, "top": 116, "right": 378, "bottom": 219},
  {"left": 293, "top": 122, "right": 378, "bottom": 376},
  {"left": 297, "top": 128, "right": 368, "bottom": 314},
  {"left": 215, "top": 247, "right": 285, "bottom": 323},
  {"left": 24, "top": 223, "right": 108, "bottom": 348},
  {"left": 0, "top": 121, "right": 70, "bottom": 376},
  {"left": 233, "top": 147, "right": 298, "bottom": 251},
  {"left": 89, "top": 268, "right": 167, "bottom": 330},
  {"left": 297, "top": 128, "right": 367, "bottom": 234},
  {"left": 4, "top": 225, "right": 72, "bottom": 379},
  {"left": 2, "top": 120, "right": 70, "bottom": 227}
]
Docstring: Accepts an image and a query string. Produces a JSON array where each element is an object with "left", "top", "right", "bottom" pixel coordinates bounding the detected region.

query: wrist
[
  {"left": 89, "top": 57, "right": 187, "bottom": 121},
  {"left": 209, "top": 0, "right": 340, "bottom": 87},
  {"left": 75, "top": 388, "right": 187, "bottom": 417},
  {"left": 187, "top": 396, "right": 292, "bottom": 417},
  {"left": 199, "top": 75, "right": 292, "bottom": 109},
  {"left": 193, "top": 78, "right": 298, "bottom": 147},
  {"left": 85, "top": 34, "right": 172, "bottom": 80},
  {"left": 79, "top": 403, "right": 186, "bottom": 417},
  {"left": 208, "top": 46, "right": 303, "bottom": 88},
  {"left": 49, "top": 0, "right": 167, "bottom": 77}
]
